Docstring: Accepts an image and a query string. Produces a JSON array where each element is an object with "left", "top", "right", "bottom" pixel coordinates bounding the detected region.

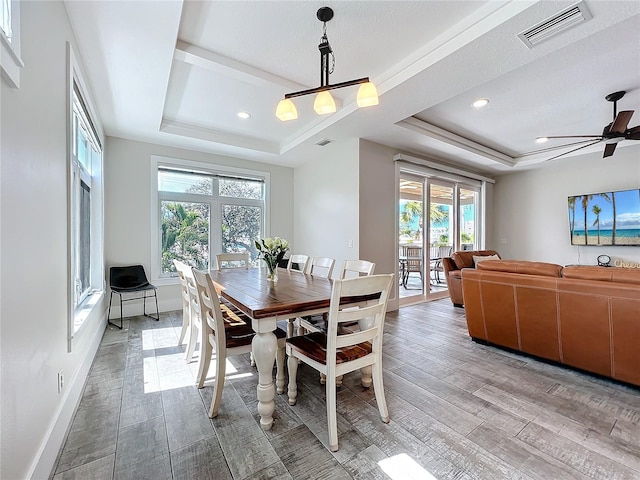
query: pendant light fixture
[{"left": 275, "top": 6, "right": 378, "bottom": 121}]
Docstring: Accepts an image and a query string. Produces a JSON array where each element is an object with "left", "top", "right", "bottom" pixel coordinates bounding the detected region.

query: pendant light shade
[
  {"left": 357, "top": 82, "right": 379, "bottom": 107},
  {"left": 276, "top": 98, "right": 298, "bottom": 121},
  {"left": 275, "top": 7, "right": 378, "bottom": 120},
  {"left": 313, "top": 91, "right": 336, "bottom": 115}
]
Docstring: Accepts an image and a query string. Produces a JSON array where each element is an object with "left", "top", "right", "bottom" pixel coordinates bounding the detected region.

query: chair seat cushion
[
  {"left": 286, "top": 332, "right": 371, "bottom": 365},
  {"left": 111, "top": 283, "right": 156, "bottom": 293}
]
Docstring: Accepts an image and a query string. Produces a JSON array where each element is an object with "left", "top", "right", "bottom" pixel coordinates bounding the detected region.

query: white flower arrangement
[{"left": 255, "top": 237, "right": 289, "bottom": 275}]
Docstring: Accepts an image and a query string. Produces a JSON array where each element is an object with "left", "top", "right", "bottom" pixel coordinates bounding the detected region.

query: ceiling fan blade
[
  {"left": 521, "top": 139, "right": 603, "bottom": 156},
  {"left": 541, "top": 135, "right": 603, "bottom": 139},
  {"left": 610, "top": 110, "right": 634, "bottom": 134},
  {"left": 626, "top": 125, "right": 640, "bottom": 140},
  {"left": 603, "top": 143, "right": 617, "bottom": 158},
  {"left": 545, "top": 139, "right": 602, "bottom": 162}
]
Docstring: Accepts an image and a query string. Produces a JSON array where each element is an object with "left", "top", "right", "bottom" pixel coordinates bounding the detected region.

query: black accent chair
[{"left": 108, "top": 265, "right": 159, "bottom": 329}]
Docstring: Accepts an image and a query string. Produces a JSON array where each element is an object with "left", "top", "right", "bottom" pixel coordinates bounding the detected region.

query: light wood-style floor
[{"left": 52, "top": 300, "right": 640, "bottom": 479}]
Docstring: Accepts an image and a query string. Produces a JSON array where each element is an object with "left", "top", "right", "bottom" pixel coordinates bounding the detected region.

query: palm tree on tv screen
[
  {"left": 568, "top": 196, "right": 576, "bottom": 239},
  {"left": 592, "top": 204, "right": 602, "bottom": 244},
  {"left": 611, "top": 191, "right": 617, "bottom": 245},
  {"left": 581, "top": 194, "right": 593, "bottom": 245}
]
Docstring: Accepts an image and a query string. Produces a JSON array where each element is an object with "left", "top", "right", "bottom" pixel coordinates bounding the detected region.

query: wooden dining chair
[
  {"left": 192, "top": 268, "right": 287, "bottom": 417},
  {"left": 297, "top": 257, "right": 336, "bottom": 336},
  {"left": 286, "top": 273, "right": 394, "bottom": 451},
  {"left": 287, "top": 254, "right": 310, "bottom": 273},
  {"left": 300, "top": 259, "right": 376, "bottom": 336},
  {"left": 305, "top": 256, "right": 335, "bottom": 277},
  {"left": 216, "top": 252, "right": 250, "bottom": 270},
  {"left": 339, "top": 259, "right": 375, "bottom": 278},
  {"left": 173, "top": 259, "right": 192, "bottom": 349},
  {"left": 180, "top": 261, "right": 203, "bottom": 364}
]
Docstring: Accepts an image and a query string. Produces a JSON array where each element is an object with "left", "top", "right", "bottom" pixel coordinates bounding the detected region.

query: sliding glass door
[
  {"left": 459, "top": 187, "right": 479, "bottom": 251},
  {"left": 398, "top": 170, "right": 481, "bottom": 304},
  {"left": 399, "top": 174, "right": 425, "bottom": 302},
  {"left": 427, "top": 181, "right": 454, "bottom": 300}
]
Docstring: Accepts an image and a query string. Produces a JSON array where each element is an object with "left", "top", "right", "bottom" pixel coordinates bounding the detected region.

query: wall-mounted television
[{"left": 568, "top": 188, "right": 640, "bottom": 246}]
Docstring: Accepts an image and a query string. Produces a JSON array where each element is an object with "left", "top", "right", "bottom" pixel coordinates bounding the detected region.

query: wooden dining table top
[{"left": 208, "top": 267, "right": 334, "bottom": 320}]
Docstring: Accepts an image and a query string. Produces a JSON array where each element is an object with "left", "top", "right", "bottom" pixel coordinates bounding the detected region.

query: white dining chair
[
  {"left": 301, "top": 259, "right": 376, "bottom": 335},
  {"left": 216, "top": 252, "right": 250, "bottom": 270},
  {"left": 286, "top": 254, "right": 310, "bottom": 273},
  {"left": 192, "top": 268, "right": 287, "bottom": 417},
  {"left": 173, "top": 259, "right": 192, "bottom": 349},
  {"left": 339, "top": 259, "right": 375, "bottom": 278},
  {"left": 305, "top": 256, "right": 335, "bottom": 277},
  {"left": 297, "top": 257, "right": 336, "bottom": 336},
  {"left": 179, "top": 261, "right": 203, "bottom": 364},
  {"left": 286, "top": 273, "right": 394, "bottom": 451}
]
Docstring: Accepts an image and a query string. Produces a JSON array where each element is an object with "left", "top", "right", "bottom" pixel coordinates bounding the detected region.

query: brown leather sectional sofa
[
  {"left": 442, "top": 250, "right": 500, "bottom": 307},
  {"left": 461, "top": 260, "right": 640, "bottom": 387}
]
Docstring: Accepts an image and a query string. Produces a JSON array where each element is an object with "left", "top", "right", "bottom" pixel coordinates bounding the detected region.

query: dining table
[{"left": 208, "top": 267, "right": 337, "bottom": 430}]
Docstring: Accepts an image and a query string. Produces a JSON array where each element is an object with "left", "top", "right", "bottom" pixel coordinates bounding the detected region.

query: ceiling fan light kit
[
  {"left": 275, "top": 6, "right": 378, "bottom": 121},
  {"left": 540, "top": 90, "right": 639, "bottom": 161}
]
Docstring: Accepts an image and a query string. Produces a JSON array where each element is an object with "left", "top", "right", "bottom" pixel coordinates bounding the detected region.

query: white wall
[
  {"left": 359, "top": 140, "right": 399, "bottom": 304},
  {"left": 493, "top": 145, "right": 640, "bottom": 266},
  {"left": 0, "top": 2, "right": 106, "bottom": 479},
  {"left": 293, "top": 138, "right": 360, "bottom": 276},
  {"left": 104, "top": 137, "right": 294, "bottom": 316}
]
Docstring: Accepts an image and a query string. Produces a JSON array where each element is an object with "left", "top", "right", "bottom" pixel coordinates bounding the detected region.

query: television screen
[{"left": 568, "top": 188, "right": 640, "bottom": 246}]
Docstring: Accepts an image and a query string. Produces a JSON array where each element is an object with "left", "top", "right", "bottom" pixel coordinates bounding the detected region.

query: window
[
  {"left": 1, "top": 0, "right": 22, "bottom": 88},
  {"left": 1, "top": 0, "right": 12, "bottom": 39},
  {"left": 152, "top": 159, "right": 268, "bottom": 280},
  {"left": 68, "top": 43, "right": 104, "bottom": 341}
]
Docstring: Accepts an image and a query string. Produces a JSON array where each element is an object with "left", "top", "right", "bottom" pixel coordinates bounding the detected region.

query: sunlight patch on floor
[
  {"left": 378, "top": 453, "right": 438, "bottom": 480},
  {"left": 143, "top": 352, "right": 254, "bottom": 393}
]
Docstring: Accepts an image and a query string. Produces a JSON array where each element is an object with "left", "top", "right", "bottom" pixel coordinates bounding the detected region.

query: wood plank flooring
[{"left": 52, "top": 300, "right": 640, "bottom": 479}]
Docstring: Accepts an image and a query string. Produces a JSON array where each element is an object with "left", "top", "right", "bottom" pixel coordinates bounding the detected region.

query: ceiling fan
[{"left": 535, "top": 91, "right": 640, "bottom": 161}]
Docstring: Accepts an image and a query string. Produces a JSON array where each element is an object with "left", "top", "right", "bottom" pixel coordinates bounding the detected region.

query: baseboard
[{"left": 28, "top": 315, "right": 106, "bottom": 480}]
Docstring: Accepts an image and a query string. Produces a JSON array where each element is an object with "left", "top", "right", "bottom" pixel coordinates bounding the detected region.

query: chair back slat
[
  {"left": 173, "top": 260, "right": 190, "bottom": 303},
  {"left": 340, "top": 259, "right": 375, "bottom": 279},
  {"left": 216, "top": 252, "right": 250, "bottom": 270},
  {"left": 192, "top": 268, "right": 227, "bottom": 357},
  {"left": 325, "top": 274, "right": 393, "bottom": 365},
  {"left": 287, "top": 254, "right": 310, "bottom": 273},
  {"left": 307, "top": 257, "right": 335, "bottom": 278}
]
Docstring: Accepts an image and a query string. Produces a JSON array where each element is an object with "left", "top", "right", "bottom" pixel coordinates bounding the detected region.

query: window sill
[
  {"left": 73, "top": 290, "right": 104, "bottom": 336},
  {"left": 1, "top": 31, "right": 23, "bottom": 89}
]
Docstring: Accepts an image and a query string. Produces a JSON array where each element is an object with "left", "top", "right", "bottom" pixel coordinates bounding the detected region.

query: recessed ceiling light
[
  {"left": 237, "top": 112, "right": 251, "bottom": 119},
  {"left": 472, "top": 98, "right": 489, "bottom": 108},
  {"left": 536, "top": 137, "right": 548, "bottom": 143}
]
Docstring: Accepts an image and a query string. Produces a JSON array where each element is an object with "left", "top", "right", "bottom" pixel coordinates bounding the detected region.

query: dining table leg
[{"left": 251, "top": 319, "right": 278, "bottom": 430}]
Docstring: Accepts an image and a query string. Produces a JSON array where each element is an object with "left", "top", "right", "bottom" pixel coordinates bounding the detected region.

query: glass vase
[{"left": 265, "top": 260, "right": 278, "bottom": 282}]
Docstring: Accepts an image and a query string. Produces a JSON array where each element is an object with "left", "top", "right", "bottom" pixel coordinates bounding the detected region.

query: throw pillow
[{"left": 473, "top": 254, "right": 500, "bottom": 267}]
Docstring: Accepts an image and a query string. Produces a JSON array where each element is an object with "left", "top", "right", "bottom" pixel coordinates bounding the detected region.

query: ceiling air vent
[
  {"left": 518, "top": 1, "right": 592, "bottom": 49},
  {"left": 316, "top": 138, "right": 333, "bottom": 147}
]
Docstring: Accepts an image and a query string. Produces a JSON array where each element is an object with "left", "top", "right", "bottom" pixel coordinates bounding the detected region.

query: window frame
[
  {"left": 67, "top": 43, "right": 104, "bottom": 349},
  {"left": 1, "top": 0, "right": 23, "bottom": 88},
  {"left": 150, "top": 156, "right": 271, "bottom": 285}
]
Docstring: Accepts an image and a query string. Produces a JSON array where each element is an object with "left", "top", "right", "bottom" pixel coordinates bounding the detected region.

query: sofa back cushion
[
  {"left": 562, "top": 265, "right": 640, "bottom": 285},
  {"left": 452, "top": 250, "right": 500, "bottom": 269},
  {"left": 476, "top": 260, "right": 562, "bottom": 277}
]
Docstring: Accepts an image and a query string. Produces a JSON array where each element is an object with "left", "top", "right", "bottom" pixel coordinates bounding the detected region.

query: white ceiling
[{"left": 64, "top": 0, "right": 640, "bottom": 175}]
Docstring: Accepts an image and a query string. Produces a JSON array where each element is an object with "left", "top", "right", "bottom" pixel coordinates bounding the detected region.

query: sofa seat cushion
[
  {"left": 452, "top": 250, "right": 500, "bottom": 269},
  {"left": 562, "top": 265, "right": 640, "bottom": 285},
  {"left": 476, "top": 260, "right": 562, "bottom": 278}
]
